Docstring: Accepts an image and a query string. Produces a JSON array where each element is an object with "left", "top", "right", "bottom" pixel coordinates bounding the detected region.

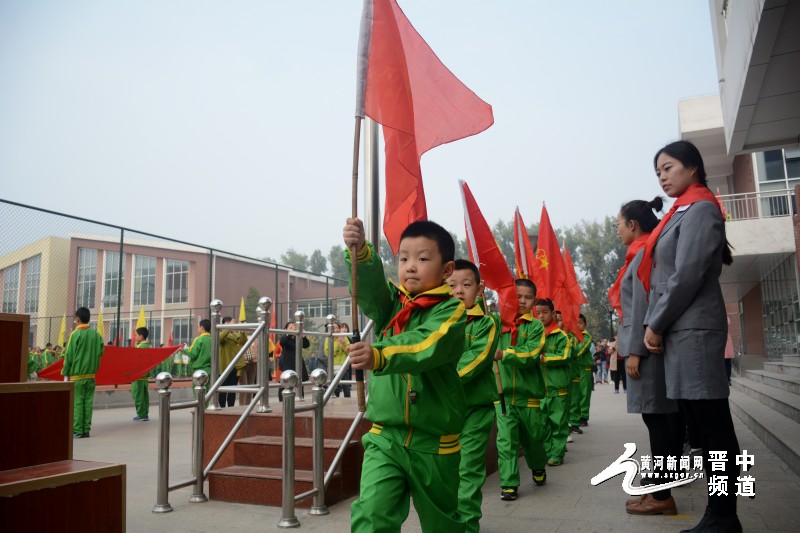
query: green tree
[
  {"left": 244, "top": 287, "right": 261, "bottom": 323},
  {"left": 309, "top": 249, "right": 327, "bottom": 275},
  {"left": 280, "top": 248, "right": 308, "bottom": 271},
  {"left": 328, "top": 245, "right": 348, "bottom": 284}
]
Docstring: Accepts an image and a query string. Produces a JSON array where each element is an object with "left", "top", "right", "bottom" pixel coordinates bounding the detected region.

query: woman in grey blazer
[
  {"left": 642, "top": 141, "right": 740, "bottom": 533},
  {"left": 613, "top": 197, "right": 685, "bottom": 517}
]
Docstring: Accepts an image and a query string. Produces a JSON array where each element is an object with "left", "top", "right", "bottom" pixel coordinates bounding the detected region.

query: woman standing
[
  {"left": 641, "top": 140, "right": 741, "bottom": 532},
  {"left": 611, "top": 197, "right": 684, "bottom": 516}
]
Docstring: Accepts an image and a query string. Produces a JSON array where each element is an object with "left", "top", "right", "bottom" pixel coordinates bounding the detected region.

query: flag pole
[{"left": 350, "top": 116, "right": 367, "bottom": 413}]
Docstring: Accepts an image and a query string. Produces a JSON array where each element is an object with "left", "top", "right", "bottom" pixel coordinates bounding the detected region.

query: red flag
[
  {"left": 38, "top": 346, "right": 181, "bottom": 386},
  {"left": 356, "top": 0, "right": 494, "bottom": 253},
  {"left": 556, "top": 245, "right": 586, "bottom": 342},
  {"left": 513, "top": 208, "right": 537, "bottom": 279},
  {"left": 460, "top": 180, "right": 518, "bottom": 331},
  {"left": 530, "top": 204, "right": 566, "bottom": 301}
]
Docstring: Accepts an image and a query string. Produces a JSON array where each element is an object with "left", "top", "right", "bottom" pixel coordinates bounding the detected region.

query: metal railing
[{"left": 717, "top": 189, "right": 795, "bottom": 221}]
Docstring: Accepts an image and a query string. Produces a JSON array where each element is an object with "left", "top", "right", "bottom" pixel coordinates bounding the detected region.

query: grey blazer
[
  {"left": 643, "top": 201, "right": 729, "bottom": 400},
  {"left": 620, "top": 250, "right": 677, "bottom": 414}
]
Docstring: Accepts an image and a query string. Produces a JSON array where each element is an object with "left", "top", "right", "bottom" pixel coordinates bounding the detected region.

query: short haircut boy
[
  {"left": 136, "top": 327, "right": 149, "bottom": 339},
  {"left": 536, "top": 298, "right": 554, "bottom": 311},
  {"left": 75, "top": 307, "right": 91, "bottom": 324},
  {"left": 199, "top": 319, "right": 211, "bottom": 332},
  {"left": 453, "top": 259, "right": 481, "bottom": 283},
  {"left": 515, "top": 278, "right": 536, "bottom": 294},
  {"left": 400, "top": 220, "right": 455, "bottom": 262}
]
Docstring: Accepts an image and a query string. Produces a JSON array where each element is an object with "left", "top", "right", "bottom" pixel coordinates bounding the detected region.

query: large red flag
[
  {"left": 557, "top": 244, "right": 586, "bottom": 342},
  {"left": 38, "top": 346, "right": 181, "bottom": 386},
  {"left": 356, "top": 0, "right": 494, "bottom": 253},
  {"left": 513, "top": 208, "right": 537, "bottom": 279},
  {"left": 530, "top": 204, "right": 566, "bottom": 301},
  {"left": 460, "top": 180, "right": 518, "bottom": 331}
]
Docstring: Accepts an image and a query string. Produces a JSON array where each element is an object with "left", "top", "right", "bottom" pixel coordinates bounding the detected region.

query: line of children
[
  {"left": 131, "top": 327, "right": 151, "bottom": 421},
  {"left": 62, "top": 307, "right": 105, "bottom": 438}
]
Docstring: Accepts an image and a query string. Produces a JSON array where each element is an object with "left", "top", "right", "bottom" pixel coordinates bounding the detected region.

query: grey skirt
[{"left": 663, "top": 329, "right": 729, "bottom": 400}]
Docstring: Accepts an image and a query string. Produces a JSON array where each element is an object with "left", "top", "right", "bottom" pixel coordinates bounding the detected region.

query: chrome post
[
  {"left": 325, "top": 314, "right": 336, "bottom": 386},
  {"left": 152, "top": 372, "right": 173, "bottom": 513},
  {"left": 294, "top": 310, "right": 305, "bottom": 401},
  {"left": 309, "top": 369, "right": 329, "bottom": 516},
  {"left": 190, "top": 370, "right": 209, "bottom": 503},
  {"left": 278, "top": 370, "right": 300, "bottom": 529},
  {"left": 257, "top": 297, "right": 273, "bottom": 413},
  {"left": 207, "top": 299, "right": 223, "bottom": 411}
]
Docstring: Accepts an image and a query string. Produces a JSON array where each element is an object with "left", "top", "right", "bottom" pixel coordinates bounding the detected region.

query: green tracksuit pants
[
  {"left": 568, "top": 378, "right": 582, "bottom": 427},
  {"left": 351, "top": 431, "right": 464, "bottom": 533},
  {"left": 457, "top": 405, "right": 494, "bottom": 533},
  {"left": 542, "top": 393, "right": 570, "bottom": 461},
  {"left": 73, "top": 378, "right": 96, "bottom": 435},
  {"left": 580, "top": 367, "right": 593, "bottom": 421},
  {"left": 131, "top": 378, "right": 149, "bottom": 418},
  {"left": 495, "top": 403, "right": 546, "bottom": 488}
]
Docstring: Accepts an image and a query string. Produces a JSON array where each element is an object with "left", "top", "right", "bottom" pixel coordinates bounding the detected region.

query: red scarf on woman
[
  {"left": 607, "top": 233, "right": 650, "bottom": 324},
  {"left": 636, "top": 183, "right": 723, "bottom": 294}
]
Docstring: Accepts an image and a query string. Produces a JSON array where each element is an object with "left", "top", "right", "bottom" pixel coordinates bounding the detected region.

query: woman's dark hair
[
  {"left": 653, "top": 140, "right": 733, "bottom": 265},
  {"left": 620, "top": 196, "right": 664, "bottom": 233},
  {"left": 653, "top": 140, "right": 707, "bottom": 186}
]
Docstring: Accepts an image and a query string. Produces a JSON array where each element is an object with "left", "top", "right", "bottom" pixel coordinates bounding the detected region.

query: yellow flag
[
  {"left": 239, "top": 297, "right": 247, "bottom": 322},
  {"left": 57, "top": 315, "right": 66, "bottom": 346},
  {"left": 136, "top": 307, "right": 147, "bottom": 328},
  {"left": 97, "top": 309, "right": 105, "bottom": 339}
]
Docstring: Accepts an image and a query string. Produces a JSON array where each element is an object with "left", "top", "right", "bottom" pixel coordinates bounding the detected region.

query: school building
[
  {"left": 0, "top": 233, "right": 350, "bottom": 349},
  {"left": 678, "top": 0, "right": 800, "bottom": 361}
]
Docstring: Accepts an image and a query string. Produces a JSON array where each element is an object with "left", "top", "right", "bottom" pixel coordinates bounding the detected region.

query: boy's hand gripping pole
[
  {"left": 494, "top": 361, "right": 507, "bottom": 415},
  {"left": 350, "top": 116, "right": 366, "bottom": 413}
]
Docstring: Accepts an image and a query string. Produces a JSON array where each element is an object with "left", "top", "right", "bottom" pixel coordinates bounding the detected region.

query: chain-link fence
[{"left": 1, "top": 199, "right": 351, "bottom": 376}]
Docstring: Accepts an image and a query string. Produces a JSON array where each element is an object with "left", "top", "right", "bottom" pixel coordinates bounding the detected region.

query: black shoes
[
  {"left": 680, "top": 507, "right": 742, "bottom": 533},
  {"left": 532, "top": 470, "right": 547, "bottom": 486},
  {"left": 500, "top": 487, "right": 518, "bottom": 501}
]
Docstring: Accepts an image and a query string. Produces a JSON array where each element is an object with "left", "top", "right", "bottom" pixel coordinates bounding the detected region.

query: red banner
[{"left": 38, "top": 346, "right": 181, "bottom": 386}]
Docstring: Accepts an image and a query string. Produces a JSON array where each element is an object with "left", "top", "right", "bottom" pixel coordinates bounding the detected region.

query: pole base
[
  {"left": 309, "top": 505, "right": 329, "bottom": 516},
  {"left": 256, "top": 405, "right": 272, "bottom": 413},
  {"left": 152, "top": 504, "right": 173, "bottom": 513},
  {"left": 189, "top": 493, "right": 208, "bottom": 503},
  {"left": 277, "top": 517, "right": 300, "bottom": 528},
  {"left": 206, "top": 404, "right": 220, "bottom": 411}
]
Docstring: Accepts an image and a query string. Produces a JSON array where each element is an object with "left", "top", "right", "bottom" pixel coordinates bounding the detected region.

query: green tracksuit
[
  {"left": 185, "top": 332, "right": 211, "bottom": 375},
  {"left": 346, "top": 243, "right": 467, "bottom": 533},
  {"left": 540, "top": 324, "right": 571, "bottom": 463},
  {"left": 61, "top": 324, "right": 104, "bottom": 435},
  {"left": 456, "top": 305, "right": 499, "bottom": 533},
  {"left": 495, "top": 313, "right": 547, "bottom": 488},
  {"left": 574, "top": 330, "right": 593, "bottom": 423},
  {"left": 132, "top": 341, "right": 151, "bottom": 419},
  {"left": 567, "top": 332, "right": 583, "bottom": 428}
]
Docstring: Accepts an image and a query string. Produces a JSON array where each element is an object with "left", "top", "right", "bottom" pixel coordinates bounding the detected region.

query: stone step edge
[{"left": 731, "top": 377, "right": 800, "bottom": 412}]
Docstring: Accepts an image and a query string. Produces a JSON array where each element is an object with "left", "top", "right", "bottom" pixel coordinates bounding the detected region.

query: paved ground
[{"left": 73, "top": 383, "right": 800, "bottom": 532}]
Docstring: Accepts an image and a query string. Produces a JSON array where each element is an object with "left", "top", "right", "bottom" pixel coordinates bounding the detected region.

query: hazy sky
[{"left": 0, "top": 1, "right": 719, "bottom": 265}]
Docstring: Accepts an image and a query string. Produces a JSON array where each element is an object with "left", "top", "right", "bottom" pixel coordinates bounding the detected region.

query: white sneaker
[{"left": 567, "top": 435, "right": 574, "bottom": 443}]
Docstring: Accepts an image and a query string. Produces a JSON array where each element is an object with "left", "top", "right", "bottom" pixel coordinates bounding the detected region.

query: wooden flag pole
[
  {"left": 483, "top": 288, "right": 506, "bottom": 416},
  {"left": 350, "top": 116, "right": 367, "bottom": 413}
]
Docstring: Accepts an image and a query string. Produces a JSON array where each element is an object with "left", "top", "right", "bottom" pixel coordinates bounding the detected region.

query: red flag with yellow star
[{"left": 530, "top": 204, "right": 566, "bottom": 301}]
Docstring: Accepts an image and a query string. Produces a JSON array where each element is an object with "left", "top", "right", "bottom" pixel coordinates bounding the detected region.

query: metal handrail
[{"left": 717, "top": 188, "right": 794, "bottom": 221}]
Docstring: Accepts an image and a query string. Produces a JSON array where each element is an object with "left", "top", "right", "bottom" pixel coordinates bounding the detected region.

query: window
[
  {"left": 763, "top": 150, "right": 786, "bottom": 181},
  {"left": 134, "top": 256, "right": 156, "bottom": 306},
  {"left": 173, "top": 317, "right": 192, "bottom": 346},
  {"left": 165, "top": 260, "right": 189, "bottom": 304},
  {"left": 149, "top": 321, "right": 163, "bottom": 347},
  {"left": 786, "top": 149, "right": 800, "bottom": 180},
  {"left": 298, "top": 299, "right": 326, "bottom": 318},
  {"left": 336, "top": 298, "right": 351, "bottom": 319},
  {"left": 103, "top": 252, "right": 124, "bottom": 308},
  {"left": 76, "top": 249, "right": 97, "bottom": 308},
  {"left": 24, "top": 256, "right": 40, "bottom": 313},
  {"left": 3, "top": 264, "right": 20, "bottom": 313}
]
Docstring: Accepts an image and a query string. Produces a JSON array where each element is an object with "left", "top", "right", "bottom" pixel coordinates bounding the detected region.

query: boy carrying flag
[
  {"left": 537, "top": 299, "right": 572, "bottom": 466},
  {"left": 131, "top": 327, "right": 151, "bottom": 421},
  {"left": 343, "top": 217, "right": 467, "bottom": 532},
  {"left": 447, "top": 260, "right": 500, "bottom": 532}
]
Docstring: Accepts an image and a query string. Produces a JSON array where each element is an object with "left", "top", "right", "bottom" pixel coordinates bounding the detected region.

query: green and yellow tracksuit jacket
[
  {"left": 458, "top": 305, "right": 500, "bottom": 408},
  {"left": 136, "top": 341, "right": 151, "bottom": 381},
  {"left": 185, "top": 332, "right": 211, "bottom": 374},
  {"left": 496, "top": 313, "right": 546, "bottom": 407},
  {"left": 346, "top": 243, "right": 467, "bottom": 455},
  {"left": 61, "top": 324, "right": 104, "bottom": 380},
  {"left": 567, "top": 332, "right": 581, "bottom": 381},
  {"left": 575, "top": 330, "right": 594, "bottom": 369},
  {"left": 541, "top": 324, "right": 571, "bottom": 395}
]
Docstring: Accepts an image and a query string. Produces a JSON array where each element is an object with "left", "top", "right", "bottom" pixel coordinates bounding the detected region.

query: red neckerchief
[
  {"left": 637, "top": 183, "right": 723, "bottom": 293},
  {"left": 382, "top": 288, "right": 449, "bottom": 336},
  {"left": 510, "top": 313, "right": 532, "bottom": 345},
  {"left": 544, "top": 321, "right": 559, "bottom": 337},
  {"left": 607, "top": 233, "right": 649, "bottom": 323}
]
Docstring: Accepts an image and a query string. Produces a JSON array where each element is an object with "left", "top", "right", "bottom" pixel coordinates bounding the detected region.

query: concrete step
[
  {"left": 233, "top": 435, "right": 360, "bottom": 471},
  {"left": 207, "top": 465, "right": 352, "bottom": 507},
  {"left": 731, "top": 377, "right": 800, "bottom": 423},
  {"left": 764, "top": 361, "right": 800, "bottom": 378},
  {"left": 745, "top": 370, "right": 800, "bottom": 395},
  {"left": 729, "top": 387, "right": 800, "bottom": 476}
]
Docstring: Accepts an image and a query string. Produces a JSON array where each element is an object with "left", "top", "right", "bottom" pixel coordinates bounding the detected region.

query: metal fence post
[
  {"left": 294, "top": 310, "right": 305, "bottom": 401},
  {"left": 152, "top": 372, "right": 173, "bottom": 513},
  {"left": 257, "top": 297, "right": 273, "bottom": 413},
  {"left": 325, "top": 314, "right": 336, "bottom": 386},
  {"left": 278, "top": 370, "right": 300, "bottom": 529},
  {"left": 208, "top": 299, "right": 222, "bottom": 411},
  {"left": 190, "top": 370, "right": 209, "bottom": 503},
  {"left": 309, "top": 368, "right": 329, "bottom": 516}
]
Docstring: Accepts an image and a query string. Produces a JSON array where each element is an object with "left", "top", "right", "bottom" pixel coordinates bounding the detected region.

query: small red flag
[
  {"left": 556, "top": 245, "right": 586, "bottom": 342},
  {"left": 530, "top": 204, "right": 566, "bottom": 301},
  {"left": 513, "top": 208, "right": 537, "bottom": 279},
  {"left": 460, "top": 180, "right": 518, "bottom": 331},
  {"left": 356, "top": 0, "right": 494, "bottom": 253}
]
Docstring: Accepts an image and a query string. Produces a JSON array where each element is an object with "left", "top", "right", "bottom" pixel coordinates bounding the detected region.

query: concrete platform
[{"left": 71, "top": 382, "right": 800, "bottom": 532}]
